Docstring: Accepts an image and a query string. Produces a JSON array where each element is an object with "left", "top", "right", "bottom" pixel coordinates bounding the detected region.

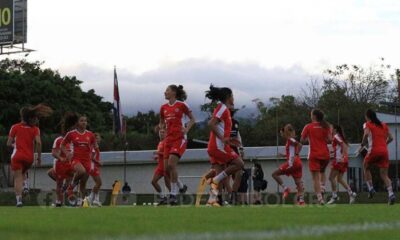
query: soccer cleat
[
  {"left": 76, "top": 198, "right": 83, "bottom": 207},
  {"left": 297, "top": 196, "right": 305, "bottom": 206},
  {"left": 179, "top": 184, "right": 188, "bottom": 194},
  {"left": 92, "top": 200, "right": 102, "bottom": 207},
  {"left": 169, "top": 195, "right": 178, "bottom": 206},
  {"left": 23, "top": 187, "right": 29, "bottom": 196},
  {"left": 389, "top": 194, "right": 396, "bottom": 205},
  {"left": 16, "top": 202, "right": 23, "bottom": 208},
  {"left": 349, "top": 192, "right": 357, "bottom": 204},
  {"left": 158, "top": 197, "right": 168, "bottom": 206},
  {"left": 283, "top": 187, "right": 290, "bottom": 200},
  {"left": 327, "top": 196, "right": 338, "bottom": 205},
  {"left": 66, "top": 185, "right": 75, "bottom": 201},
  {"left": 368, "top": 188, "right": 376, "bottom": 199}
]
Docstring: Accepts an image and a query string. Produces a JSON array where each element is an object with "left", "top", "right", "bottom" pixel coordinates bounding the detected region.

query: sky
[{"left": 15, "top": 0, "right": 400, "bottom": 116}]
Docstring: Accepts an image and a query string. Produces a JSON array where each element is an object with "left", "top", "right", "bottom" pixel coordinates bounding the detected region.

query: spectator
[
  {"left": 252, "top": 162, "right": 265, "bottom": 204},
  {"left": 122, "top": 182, "right": 131, "bottom": 203}
]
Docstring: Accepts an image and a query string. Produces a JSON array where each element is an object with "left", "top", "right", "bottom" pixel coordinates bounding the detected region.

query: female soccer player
[
  {"left": 159, "top": 85, "right": 196, "bottom": 205},
  {"left": 361, "top": 109, "right": 395, "bottom": 205},
  {"left": 89, "top": 133, "right": 102, "bottom": 207},
  {"left": 205, "top": 85, "right": 244, "bottom": 206},
  {"left": 7, "top": 104, "right": 53, "bottom": 207},
  {"left": 272, "top": 124, "right": 305, "bottom": 205},
  {"left": 151, "top": 128, "right": 171, "bottom": 205},
  {"left": 48, "top": 112, "right": 77, "bottom": 207},
  {"left": 327, "top": 124, "right": 357, "bottom": 204},
  {"left": 62, "top": 114, "right": 98, "bottom": 206},
  {"left": 301, "top": 109, "right": 332, "bottom": 205}
]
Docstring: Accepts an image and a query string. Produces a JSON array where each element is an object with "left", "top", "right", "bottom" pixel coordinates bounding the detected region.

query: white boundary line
[{"left": 100, "top": 221, "right": 400, "bottom": 240}]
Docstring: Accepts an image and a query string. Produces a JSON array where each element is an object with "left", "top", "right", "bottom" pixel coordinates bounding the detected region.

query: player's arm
[
  {"left": 34, "top": 135, "right": 42, "bottom": 166},
  {"left": 183, "top": 111, "right": 196, "bottom": 134},
  {"left": 300, "top": 126, "right": 309, "bottom": 144},
  {"left": 342, "top": 142, "right": 348, "bottom": 161},
  {"left": 158, "top": 106, "right": 166, "bottom": 130},
  {"left": 61, "top": 134, "right": 73, "bottom": 160},
  {"left": 386, "top": 131, "right": 393, "bottom": 145},
  {"left": 6, "top": 136, "right": 14, "bottom": 148},
  {"left": 361, "top": 128, "right": 370, "bottom": 148},
  {"left": 208, "top": 117, "right": 229, "bottom": 144},
  {"left": 295, "top": 141, "right": 303, "bottom": 156}
]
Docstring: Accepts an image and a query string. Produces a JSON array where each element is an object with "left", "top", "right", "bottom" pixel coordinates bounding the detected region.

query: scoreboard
[{"left": 0, "top": 0, "right": 27, "bottom": 45}]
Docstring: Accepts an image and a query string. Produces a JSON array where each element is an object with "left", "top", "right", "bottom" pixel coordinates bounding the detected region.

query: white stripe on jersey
[
  {"left": 215, "top": 104, "right": 227, "bottom": 119},
  {"left": 334, "top": 134, "right": 343, "bottom": 161}
]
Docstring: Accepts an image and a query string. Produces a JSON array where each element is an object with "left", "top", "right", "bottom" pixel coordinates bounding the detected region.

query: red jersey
[
  {"left": 285, "top": 138, "right": 300, "bottom": 163},
  {"left": 208, "top": 103, "right": 232, "bottom": 151},
  {"left": 9, "top": 123, "right": 40, "bottom": 161},
  {"left": 62, "top": 129, "right": 96, "bottom": 163},
  {"left": 332, "top": 134, "right": 348, "bottom": 163},
  {"left": 301, "top": 122, "right": 331, "bottom": 160},
  {"left": 364, "top": 121, "right": 389, "bottom": 153},
  {"left": 52, "top": 136, "right": 71, "bottom": 160},
  {"left": 160, "top": 100, "right": 191, "bottom": 141},
  {"left": 157, "top": 140, "right": 165, "bottom": 163}
]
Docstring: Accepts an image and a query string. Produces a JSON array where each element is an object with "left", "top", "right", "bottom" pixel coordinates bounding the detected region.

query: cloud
[{"left": 59, "top": 59, "right": 319, "bottom": 118}]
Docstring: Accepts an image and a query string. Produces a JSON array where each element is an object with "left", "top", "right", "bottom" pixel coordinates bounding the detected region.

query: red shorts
[
  {"left": 279, "top": 157, "right": 302, "bottom": 179},
  {"left": 364, "top": 151, "right": 389, "bottom": 169},
  {"left": 331, "top": 159, "right": 348, "bottom": 173},
  {"left": 154, "top": 160, "right": 166, "bottom": 177},
  {"left": 11, "top": 155, "right": 33, "bottom": 173},
  {"left": 72, "top": 159, "right": 91, "bottom": 173},
  {"left": 90, "top": 161, "right": 101, "bottom": 177},
  {"left": 308, "top": 156, "right": 330, "bottom": 172},
  {"left": 208, "top": 146, "right": 239, "bottom": 165},
  {"left": 55, "top": 161, "right": 74, "bottom": 180},
  {"left": 164, "top": 138, "right": 187, "bottom": 160}
]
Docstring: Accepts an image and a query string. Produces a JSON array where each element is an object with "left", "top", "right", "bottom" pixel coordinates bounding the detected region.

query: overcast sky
[{"left": 16, "top": 0, "right": 400, "bottom": 116}]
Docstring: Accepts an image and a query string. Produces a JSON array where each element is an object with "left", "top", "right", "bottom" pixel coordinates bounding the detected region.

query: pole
[
  {"left": 395, "top": 105, "right": 399, "bottom": 191},
  {"left": 275, "top": 109, "right": 279, "bottom": 193},
  {"left": 123, "top": 134, "right": 127, "bottom": 184}
]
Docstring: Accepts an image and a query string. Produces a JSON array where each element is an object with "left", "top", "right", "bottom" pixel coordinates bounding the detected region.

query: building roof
[{"left": 377, "top": 112, "right": 400, "bottom": 124}]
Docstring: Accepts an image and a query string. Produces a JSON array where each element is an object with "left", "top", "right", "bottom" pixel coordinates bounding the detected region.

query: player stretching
[
  {"left": 7, "top": 104, "right": 53, "bottom": 207},
  {"left": 159, "top": 85, "right": 195, "bottom": 205},
  {"left": 301, "top": 109, "right": 332, "bottom": 205},
  {"left": 48, "top": 112, "right": 77, "bottom": 207},
  {"left": 327, "top": 124, "right": 357, "bottom": 204},
  {"left": 361, "top": 109, "right": 395, "bottom": 205},
  {"left": 89, "top": 133, "right": 103, "bottom": 207},
  {"left": 62, "top": 114, "right": 98, "bottom": 206},
  {"left": 272, "top": 124, "right": 305, "bottom": 205},
  {"left": 205, "top": 85, "right": 244, "bottom": 206}
]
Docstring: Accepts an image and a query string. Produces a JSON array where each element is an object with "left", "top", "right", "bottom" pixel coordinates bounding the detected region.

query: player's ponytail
[
  {"left": 311, "top": 109, "right": 330, "bottom": 129},
  {"left": 169, "top": 84, "right": 187, "bottom": 101},
  {"left": 365, "top": 109, "right": 382, "bottom": 127},
  {"left": 205, "top": 84, "right": 232, "bottom": 103},
  {"left": 333, "top": 124, "right": 348, "bottom": 145},
  {"left": 61, "top": 112, "right": 79, "bottom": 134},
  {"left": 20, "top": 103, "right": 53, "bottom": 126}
]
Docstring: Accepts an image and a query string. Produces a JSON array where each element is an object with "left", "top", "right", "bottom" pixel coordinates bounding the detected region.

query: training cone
[{"left": 83, "top": 197, "right": 89, "bottom": 208}]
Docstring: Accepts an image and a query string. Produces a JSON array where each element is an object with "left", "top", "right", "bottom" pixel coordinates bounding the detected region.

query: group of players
[{"left": 6, "top": 84, "right": 397, "bottom": 207}]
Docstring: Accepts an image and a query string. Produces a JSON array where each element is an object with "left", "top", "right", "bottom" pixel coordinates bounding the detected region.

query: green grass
[{"left": 0, "top": 205, "right": 399, "bottom": 240}]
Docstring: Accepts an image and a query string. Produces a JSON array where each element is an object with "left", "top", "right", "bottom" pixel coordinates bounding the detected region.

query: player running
[
  {"left": 62, "top": 114, "right": 98, "bottom": 206},
  {"left": 205, "top": 85, "right": 244, "bottom": 206},
  {"left": 327, "top": 124, "right": 357, "bottom": 204},
  {"left": 360, "top": 109, "right": 395, "bottom": 205},
  {"left": 272, "top": 124, "right": 305, "bottom": 205},
  {"left": 159, "top": 85, "right": 195, "bottom": 205},
  {"left": 7, "top": 104, "right": 53, "bottom": 207},
  {"left": 301, "top": 109, "right": 332, "bottom": 205},
  {"left": 89, "top": 133, "right": 103, "bottom": 207}
]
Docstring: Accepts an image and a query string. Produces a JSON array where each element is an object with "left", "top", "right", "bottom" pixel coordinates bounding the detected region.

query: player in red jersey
[
  {"left": 327, "top": 124, "right": 357, "bottom": 204},
  {"left": 159, "top": 85, "right": 195, "bottom": 205},
  {"left": 62, "top": 114, "right": 98, "bottom": 206},
  {"left": 205, "top": 85, "right": 244, "bottom": 206},
  {"left": 89, "top": 133, "right": 103, "bottom": 207},
  {"left": 301, "top": 109, "right": 332, "bottom": 205},
  {"left": 360, "top": 109, "right": 395, "bottom": 205},
  {"left": 151, "top": 128, "right": 171, "bottom": 205},
  {"left": 272, "top": 124, "right": 304, "bottom": 205},
  {"left": 7, "top": 104, "right": 53, "bottom": 207}
]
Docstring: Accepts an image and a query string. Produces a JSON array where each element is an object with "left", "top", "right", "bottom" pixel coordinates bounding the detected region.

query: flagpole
[{"left": 123, "top": 118, "right": 127, "bottom": 184}]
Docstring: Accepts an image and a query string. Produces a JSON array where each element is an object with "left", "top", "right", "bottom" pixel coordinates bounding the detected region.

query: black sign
[{"left": 0, "top": 0, "right": 14, "bottom": 44}]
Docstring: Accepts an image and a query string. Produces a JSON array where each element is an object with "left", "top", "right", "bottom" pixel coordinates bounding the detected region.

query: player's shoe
[
  {"left": 157, "top": 196, "right": 168, "bottom": 206},
  {"left": 16, "top": 202, "right": 23, "bottom": 208},
  {"left": 349, "top": 192, "right": 357, "bottom": 204},
  {"left": 92, "top": 200, "right": 102, "bottom": 207},
  {"left": 368, "top": 188, "right": 376, "bottom": 199},
  {"left": 283, "top": 187, "right": 290, "bottom": 200},
  {"left": 179, "top": 184, "right": 188, "bottom": 194},
  {"left": 389, "top": 194, "right": 396, "bottom": 205},
  {"left": 206, "top": 193, "right": 221, "bottom": 207},
  {"left": 169, "top": 195, "right": 178, "bottom": 206},
  {"left": 23, "top": 187, "right": 29, "bottom": 196},
  {"left": 327, "top": 196, "right": 338, "bottom": 205},
  {"left": 297, "top": 196, "right": 305, "bottom": 206},
  {"left": 76, "top": 198, "right": 83, "bottom": 207},
  {"left": 66, "top": 185, "right": 75, "bottom": 201}
]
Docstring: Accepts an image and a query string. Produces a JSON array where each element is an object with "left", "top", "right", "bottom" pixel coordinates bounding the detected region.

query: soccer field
[{"left": 0, "top": 205, "right": 399, "bottom": 240}]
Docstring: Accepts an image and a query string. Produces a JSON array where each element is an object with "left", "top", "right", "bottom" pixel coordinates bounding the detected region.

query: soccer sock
[
  {"left": 320, "top": 184, "right": 326, "bottom": 193},
  {"left": 213, "top": 171, "right": 228, "bottom": 184},
  {"left": 317, "top": 193, "right": 323, "bottom": 201},
  {"left": 366, "top": 181, "right": 374, "bottom": 191},
  {"left": 23, "top": 179, "right": 29, "bottom": 189},
  {"left": 16, "top": 195, "right": 22, "bottom": 203},
  {"left": 387, "top": 186, "right": 394, "bottom": 197},
  {"left": 94, "top": 193, "right": 100, "bottom": 202},
  {"left": 332, "top": 192, "right": 337, "bottom": 198},
  {"left": 177, "top": 180, "right": 184, "bottom": 189},
  {"left": 347, "top": 187, "right": 353, "bottom": 195},
  {"left": 171, "top": 182, "right": 178, "bottom": 196}
]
